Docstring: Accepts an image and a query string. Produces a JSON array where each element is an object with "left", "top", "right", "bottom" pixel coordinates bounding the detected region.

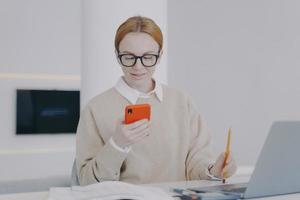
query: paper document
[{"left": 48, "top": 181, "right": 173, "bottom": 200}]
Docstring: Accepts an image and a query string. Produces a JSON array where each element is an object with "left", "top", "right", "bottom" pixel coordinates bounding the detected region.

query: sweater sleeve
[
  {"left": 76, "top": 105, "right": 128, "bottom": 186},
  {"left": 185, "top": 96, "right": 214, "bottom": 180}
]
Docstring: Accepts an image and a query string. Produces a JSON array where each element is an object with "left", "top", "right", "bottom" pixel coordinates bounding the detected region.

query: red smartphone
[{"left": 125, "top": 104, "right": 151, "bottom": 124}]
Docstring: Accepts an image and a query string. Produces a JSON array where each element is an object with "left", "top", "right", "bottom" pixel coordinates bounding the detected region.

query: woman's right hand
[{"left": 112, "top": 118, "right": 151, "bottom": 148}]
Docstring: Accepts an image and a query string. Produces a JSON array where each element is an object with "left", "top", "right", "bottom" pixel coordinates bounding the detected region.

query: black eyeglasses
[{"left": 117, "top": 52, "right": 160, "bottom": 67}]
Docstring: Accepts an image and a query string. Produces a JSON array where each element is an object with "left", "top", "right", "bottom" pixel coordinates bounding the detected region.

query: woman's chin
[{"left": 128, "top": 76, "right": 151, "bottom": 87}]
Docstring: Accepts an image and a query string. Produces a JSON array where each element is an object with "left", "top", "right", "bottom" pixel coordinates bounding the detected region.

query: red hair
[{"left": 115, "top": 16, "right": 163, "bottom": 51}]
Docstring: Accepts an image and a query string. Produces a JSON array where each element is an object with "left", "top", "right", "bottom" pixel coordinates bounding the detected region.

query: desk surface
[{"left": 1, "top": 173, "right": 300, "bottom": 200}]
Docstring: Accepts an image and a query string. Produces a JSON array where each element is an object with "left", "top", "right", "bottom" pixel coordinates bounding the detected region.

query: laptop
[{"left": 189, "top": 121, "right": 300, "bottom": 199}]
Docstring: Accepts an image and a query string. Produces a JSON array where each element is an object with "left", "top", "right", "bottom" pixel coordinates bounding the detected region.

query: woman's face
[{"left": 117, "top": 32, "right": 161, "bottom": 90}]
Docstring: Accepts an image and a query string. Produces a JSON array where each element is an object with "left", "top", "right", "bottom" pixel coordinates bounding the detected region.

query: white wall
[
  {"left": 0, "top": 0, "right": 81, "bottom": 74},
  {"left": 0, "top": 0, "right": 81, "bottom": 181},
  {"left": 81, "top": 0, "right": 168, "bottom": 107},
  {"left": 168, "top": 0, "right": 300, "bottom": 165}
]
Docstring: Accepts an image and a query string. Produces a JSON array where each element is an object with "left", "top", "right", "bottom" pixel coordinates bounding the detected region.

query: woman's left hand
[{"left": 210, "top": 152, "right": 238, "bottom": 179}]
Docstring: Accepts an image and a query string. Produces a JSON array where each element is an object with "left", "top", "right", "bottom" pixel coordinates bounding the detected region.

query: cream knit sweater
[{"left": 76, "top": 85, "right": 214, "bottom": 186}]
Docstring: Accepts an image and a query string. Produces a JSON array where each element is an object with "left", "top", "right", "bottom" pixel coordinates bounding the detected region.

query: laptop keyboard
[
  {"left": 222, "top": 186, "right": 247, "bottom": 194},
  {"left": 189, "top": 183, "right": 248, "bottom": 194}
]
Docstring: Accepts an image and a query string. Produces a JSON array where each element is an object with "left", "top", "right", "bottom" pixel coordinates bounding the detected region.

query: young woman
[{"left": 76, "top": 16, "right": 237, "bottom": 185}]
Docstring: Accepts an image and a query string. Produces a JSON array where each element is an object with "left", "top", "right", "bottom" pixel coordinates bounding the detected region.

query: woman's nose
[{"left": 132, "top": 58, "right": 144, "bottom": 69}]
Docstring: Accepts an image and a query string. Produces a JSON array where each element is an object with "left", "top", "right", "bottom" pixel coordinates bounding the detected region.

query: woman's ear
[
  {"left": 115, "top": 49, "right": 122, "bottom": 65},
  {"left": 157, "top": 49, "right": 164, "bottom": 64},
  {"left": 115, "top": 49, "right": 119, "bottom": 58}
]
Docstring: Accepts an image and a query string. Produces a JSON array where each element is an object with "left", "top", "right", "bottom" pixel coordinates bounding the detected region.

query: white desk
[{"left": 1, "top": 169, "right": 300, "bottom": 200}]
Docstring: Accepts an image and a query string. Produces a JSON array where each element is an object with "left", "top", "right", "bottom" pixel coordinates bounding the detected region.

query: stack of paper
[{"left": 48, "top": 181, "right": 173, "bottom": 200}]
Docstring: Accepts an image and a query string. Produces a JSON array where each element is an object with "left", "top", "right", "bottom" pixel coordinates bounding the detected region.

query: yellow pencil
[{"left": 222, "top": 127, "right": 231, "bottom": 183}]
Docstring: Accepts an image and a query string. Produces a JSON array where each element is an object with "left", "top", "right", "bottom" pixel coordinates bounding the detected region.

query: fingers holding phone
[
  {"left": 112, "top": 118, "right": 151, "bottom": 148},
  {"left": 112, "top": 104, "right": 151, "bottom": 148},
  {"left": 126, "top": 118, "right": 151, "bottom": 144}
]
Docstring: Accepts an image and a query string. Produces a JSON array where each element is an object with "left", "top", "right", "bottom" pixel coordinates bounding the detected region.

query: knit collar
[{"left": 115, "top": 76, "right": 163, "bottom": 104}]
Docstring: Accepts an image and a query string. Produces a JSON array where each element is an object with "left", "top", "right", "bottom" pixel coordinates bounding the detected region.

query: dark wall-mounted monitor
[{"left": 16, "top": 89, "right": 80, "bottom": 134}]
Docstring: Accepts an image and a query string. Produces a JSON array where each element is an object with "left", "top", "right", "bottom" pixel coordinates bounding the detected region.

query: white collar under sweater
[{"left": 114, "top": 76, "right": 163, "bottom": 104}]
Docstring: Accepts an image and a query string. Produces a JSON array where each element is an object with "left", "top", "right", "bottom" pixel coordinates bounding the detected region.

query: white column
[{"left": 81, "top": 0, "right": 168, "bottom": 107}]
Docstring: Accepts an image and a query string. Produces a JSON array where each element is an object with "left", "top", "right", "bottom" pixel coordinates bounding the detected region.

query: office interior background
[{"left": 0, "top": 0, "right": 300, "bottom": 185}]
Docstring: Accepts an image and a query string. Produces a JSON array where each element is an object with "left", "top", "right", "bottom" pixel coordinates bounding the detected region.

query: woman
[{"left": 76, "top": 16, "right": 237, "bottom": 186}]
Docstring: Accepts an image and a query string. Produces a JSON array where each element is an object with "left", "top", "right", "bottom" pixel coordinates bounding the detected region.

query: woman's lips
[{"left": 130, "top": 73, "right": 146, "bottom": 79}]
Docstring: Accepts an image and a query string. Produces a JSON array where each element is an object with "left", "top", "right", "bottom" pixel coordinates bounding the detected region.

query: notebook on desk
[
  {"left": 189, "top": 121, "right": 300, "bottom": 199},
  {"left": 48, "top": 181, "right": 173, "bottom": 200}
]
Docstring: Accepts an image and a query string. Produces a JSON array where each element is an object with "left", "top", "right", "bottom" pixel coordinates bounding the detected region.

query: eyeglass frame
[{"left": 117, "top": 50, "right": 160, "bottom": 67}]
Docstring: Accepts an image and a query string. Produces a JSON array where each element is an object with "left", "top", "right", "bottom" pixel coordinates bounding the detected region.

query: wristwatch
[{"left": 206, "top": 164, "right": 222, "bottom": 181}]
